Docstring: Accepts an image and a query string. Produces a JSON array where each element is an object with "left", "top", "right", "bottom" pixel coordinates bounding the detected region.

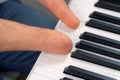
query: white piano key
[
  {"left": 69, "top": 0, "right": 99, "bottom": 22},
  {"left": 27, "top": 73, "right": 53, "bottom": 80},
  {"left": 86, "top": 26, "right": 120, "bottom": 41},
  {"left": 33, "top": 64, "right": 83, "bottom": 80},
  {"left": 94, "top": 7, "right": 120, "bottom": 18}
]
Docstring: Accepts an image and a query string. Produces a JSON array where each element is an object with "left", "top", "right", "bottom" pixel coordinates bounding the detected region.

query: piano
[{"left": 27, "top": 0, "right": 120, "bottom": 80}]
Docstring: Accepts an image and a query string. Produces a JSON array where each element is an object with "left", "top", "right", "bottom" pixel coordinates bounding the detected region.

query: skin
[
  {"left": 37, "top": 0, "right": 80, "bottom": 29},
  {"left": 0, "top": 0, "right": 80, "bottom": 54}
]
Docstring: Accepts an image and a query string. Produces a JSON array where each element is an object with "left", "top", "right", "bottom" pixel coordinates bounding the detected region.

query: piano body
[{"left": 27, "top": 0, "right": 120, "bottom": 80}]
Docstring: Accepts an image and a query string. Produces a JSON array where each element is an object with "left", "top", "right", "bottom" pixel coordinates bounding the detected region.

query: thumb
[{"left": 38, "top": 0, "right": 80, "bottom": 29}]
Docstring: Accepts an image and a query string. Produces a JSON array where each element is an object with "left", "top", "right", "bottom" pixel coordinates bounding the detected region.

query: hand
[
  {"left": 37, "top": 0, "right": 80, "bottom": 29},
  {"left": 0, "top": 19, "right": 72, "bottom": 54}
]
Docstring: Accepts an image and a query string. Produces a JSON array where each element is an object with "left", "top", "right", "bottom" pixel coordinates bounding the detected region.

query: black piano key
[
  {"left": 86, "top": 19, "right": 120, "bottom": 34},
  {"left": 80, "top": 32, "right": 120, "bottom": 49},
  {"left": 71, "top": 50, "right": 120, "bottom": 70},
  {"left": 60, "top": 77, "right": 73, "bottom": 80},
  {"left": 63, "top": 65, "right": 115, "bottom": 80},
  {"left": 95, "top": 0, "right": 120, "bottom": 12},
  {"left": 75, "top": 40, "right": 120, "bottom": 59},
  {"left": 90, "top": 11, "right": 120, "bottom": 25}
]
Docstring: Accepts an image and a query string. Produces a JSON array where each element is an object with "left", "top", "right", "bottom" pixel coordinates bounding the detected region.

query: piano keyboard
[{"left": 27, "top": 0, "right": 120, "bottom": 80}]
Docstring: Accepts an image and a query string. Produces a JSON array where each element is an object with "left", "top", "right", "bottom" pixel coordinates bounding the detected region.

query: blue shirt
[{"left": 0, "top": 0, "right": 7, "bottom": 3}]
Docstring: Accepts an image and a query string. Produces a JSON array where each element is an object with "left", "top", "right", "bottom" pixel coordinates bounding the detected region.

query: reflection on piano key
[
  {"left": 71, "top": 49, "right": 120, "bottom": 70},
  {"left": 60, "top": 77, "right": 73, "bottom": 80},
  {"left": 80, "top": 32, "right": 120, "bottom": 49},
  {"left": 86, "top": 19, "right": 120, "bottom": 34},
  {"left": 76, "top": 40, "right": 120, "bottom": 59},
  {"left": 95, "top": 0, "right": 120, "bottom": 12},
  {"left": 90, "top": 11, "right": 120, "bottom": 25},
  {"left": 64, "top": 65, "right": 116, "bottom": 80}
]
